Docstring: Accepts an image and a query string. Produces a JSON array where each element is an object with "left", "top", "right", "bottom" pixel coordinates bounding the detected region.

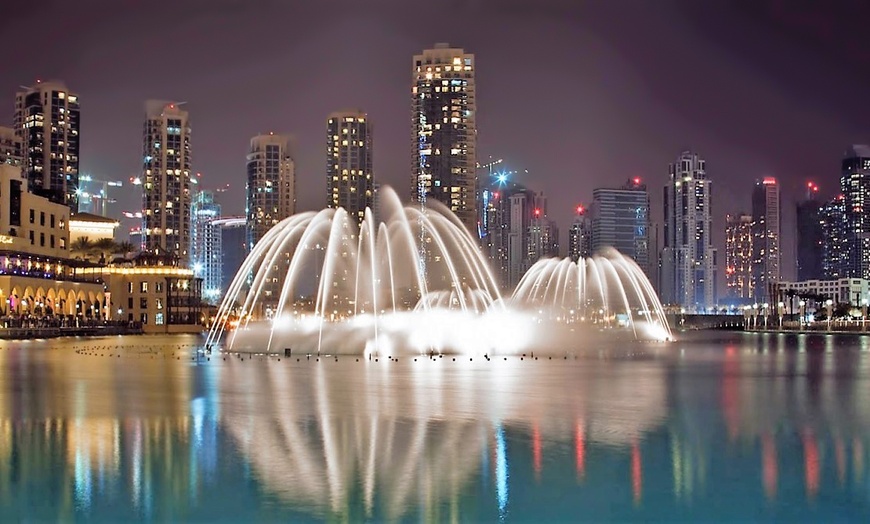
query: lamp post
[
  {"left": 763, "top": 303, "right": 770, "bottom": 330},
  {"left": 752, "top": 303, "right": 758, "bottom": 330},
  {"left": 826, "top": 299, "right": 833, "bottom": 331},
  {"left": 777, "top": 302, "right": 785, "bottom": 329},
  {"left": 799, "top": 300, "right": 806, "bottom": 330},
  {"left": 863, "top": 298, "right": 868, "bottom": 331},
  {"left": 743, "top": 305, "right": 751, "bottom": 330}
]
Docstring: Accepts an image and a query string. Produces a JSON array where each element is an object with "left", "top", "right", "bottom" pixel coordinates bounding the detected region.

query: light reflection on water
[{"left": 0, "top": 332, "right": 869, "bottom": 521}]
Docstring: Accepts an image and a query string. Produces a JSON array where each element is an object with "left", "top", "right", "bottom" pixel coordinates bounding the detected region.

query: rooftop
[{"left": 70, "top": 212, "right": 120, "bottom": 225}]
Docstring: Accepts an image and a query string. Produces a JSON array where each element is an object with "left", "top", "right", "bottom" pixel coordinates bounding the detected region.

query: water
[{"left": 1, "top": 331, "right": 870, "bottom": 522}]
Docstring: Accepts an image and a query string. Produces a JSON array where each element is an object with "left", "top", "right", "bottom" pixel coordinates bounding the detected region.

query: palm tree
[
  {"left": 93, "top": 238, "right": 117, "bottom": 262},
  {"left": 115, "top": 240, "right": 137, "bottom": 257},
  {"left": 70, "top": 236, "right": 95, "bottom": 260}
]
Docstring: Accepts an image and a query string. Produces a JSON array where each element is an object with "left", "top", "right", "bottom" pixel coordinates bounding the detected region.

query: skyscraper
[
  {"left": 821, "top": 195, "right": 847, "bottom": 279},
  {"left": 527, "top": 193, "right": 559, "bottom": 264},
  {"left": 327, "top": 111, "right": 373, "bottom": 226},
  {"left": 725, "top": 213, "right": 753, "bottom": 300},
  {"left": 0, "top": 126, "right": 23, "bottom": 167},
  {"left": 142, "top": 100, "right": 192, "bottom": 260},
  {"left": 840, "top": 145, "right": 870, "bottom": 279},
  {"left": 661, "top": 151, "right": 717, "bottom": 310},
  {"left": 246, "top": 133, "right": 295, "bottom": 251},
  {"left": 190, "top": 190, "right": 222, "bottom": 304},
  {"left": 568, "top": 205, "right": 591, "bottom": 262},
  {"left": 796, "top": 181, "right": 823, "bottom": 281},
  {"left": 14, "top": 81, "right": 80, "bottom": 211},
  {"left": 213, "top": 216, "right": 246, "bottom": 297},
  {"left": 411, "top": 43, "right": 477, "bottom": 232},
  {"left": 751, "top": 177, "right": 781, "bottom": 302},
  {"left": 590, "top": 177, "right": 651, "bottom": 275}
]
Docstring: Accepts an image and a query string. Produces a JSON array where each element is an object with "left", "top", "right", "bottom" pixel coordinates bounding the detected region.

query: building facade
[
  {"left": 780, "top": 278, "right": 869, "bottom": 307},
  {"left": 751, "top": 177, "right": 781, "bottom": 302},
  {"left": 0, "top": 126, "right": 23, "bottom": 167},
  {"left": 213, "top": 217, "right": 246, "bottom": 298},
  {"left": 725, "top": 213, "right": 753, "bottom": 300},
  {"left": 840, "top": 145, "right": 870, "bottom": 279},
  {"left": 568, "top": 205, "right": 592, "bottom": 262},
  {"left": 190, "top": 190, "right": 222, "bottom": 304},
  {"left": 411, "top": 43, "right": 477, "bottom": 232},
  {"left": 246, "top": 133, "right": 295, "bottom": 251},
  {"left": 821, "top": 194, "right": 848, "bottom": 279},
  {"left": 327, "top": 111, "right": 373, "bottom": 225},
  {"left": 661, "top": 151, "right": 717, "bottom": 310},
  {"left": 527, "top": 193, "right": 559, "bottom": 265},
  {"left": 14, "top": 81, "right": 80, "bottom": 212},
  {"left": 590, "top": 178, "right": 650, "bottom": 275},
  {"left": 796, "top": 182, "right": 824, "bottom": 281},
  {"left": 141, "top": 101, "right": 192, "bottom": 261}
]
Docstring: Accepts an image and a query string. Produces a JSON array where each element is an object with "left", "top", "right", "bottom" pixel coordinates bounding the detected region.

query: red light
[
  {"left": 576, "top": 204, "right": 585, "bottom": 214},
  {"left": 763, "top": 177, "right": 777, "bottom": 185},
  {"left": 633, "top": 177, "right": 641, "bottom": 185},
  {"left": 534, "top": 208, "right": 541, "bottom": 217}
]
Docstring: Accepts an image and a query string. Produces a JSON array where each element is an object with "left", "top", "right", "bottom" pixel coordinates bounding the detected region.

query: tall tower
[
  {"left": 725, "top": 213, "right": 753, "bottom": 300},
  {"left": 14, "top": 81, "right": 80, "bottom": 211},
  {"left": 821, "top": 194, "right": 847, "bottom": 279},
  {"left": 527, "top": 192, "right": 559, "bottom": 265},
  {"left": 245, "top": 133, "right": 295, "bottom": 251},
  {"left": 142, "top": 100, "right": 191, "bottom": 260},
  {"left": 411, "top": 43, "right": 477, "bottom": 232},
  {"left": 568, "top": 204, "right": 591, "bottom": 262},
  {"left": 840, "top": 145, "right": 870, "bottom": 279},
  {"left": 751, "top": 177, "right": 781, "bottom": 301},
  {"left": 190, "top": 190, "right": 222, "bottom": 304},
  {"left": 327, "top": 110, "right": 373, "bottom": 225},
  {"left": 796, "top": 181, "right": 823, "bottom": 281},
  {"left": 590, "top": 177, "right": 651, "bottom": 275},
  {"left": 661, "top": 151, "right": 717, "bottom": 310}
]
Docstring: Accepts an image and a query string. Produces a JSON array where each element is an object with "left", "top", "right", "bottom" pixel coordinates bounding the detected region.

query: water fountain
[{"left": 207, "top": 187, "right": 671, "bottom": 355}]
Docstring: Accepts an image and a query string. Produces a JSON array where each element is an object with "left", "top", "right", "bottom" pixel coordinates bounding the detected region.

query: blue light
[{"left": 496, "top": 425, "right": 508, "bottom": 517}]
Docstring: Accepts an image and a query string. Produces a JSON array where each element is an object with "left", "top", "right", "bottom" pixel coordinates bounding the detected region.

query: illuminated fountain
[
  {"left": 511, "top": 249, "right": 672, "bottom": 342},
  {"left": 207, "top": 187, "right": 670, "bottom": 355}
]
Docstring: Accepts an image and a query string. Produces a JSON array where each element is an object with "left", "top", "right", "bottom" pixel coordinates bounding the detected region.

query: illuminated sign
[{"left": 0, "top": 235, "right": 13, "bottom": 244}]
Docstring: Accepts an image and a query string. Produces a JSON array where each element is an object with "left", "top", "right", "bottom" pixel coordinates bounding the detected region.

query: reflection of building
[
  {"left": 142, "top": 101, "right": 192, "bottom": 261},
  {"left": 0, "top": 164, "right": 104, "bottom": 317},
  {"left": 725, "top": 213, "right": 752, "bottom": 300},
  {"left": 796, "top": 182, "right": 823, "bottom": 281},
  {"left": 327, "top": 111, "right": 373, "bottom": 226},
  {"left": 661, "top": 151, "right": 717, "bottom": 310},
  {"left": 0, "top": 126, "right": 23, "bottom": 167},
  {"left": 246, "top": 133, "right": 295, "bottom": 251},
  {"left": 840, "top": 145, "right": 870, "bottom": 279},
  {"left": 411, "top": 43, "right": 477, "bottom": 233},
  {"left": 14, "top": 81, "right": 80, "bottom": 212},
  {"left": 69, "top": 212, "right": 119, "bottom": 245},
  {"left": 591, "top": 178, "right": 650, "bottom": 274},
  {"left": 751, "top": 177, "right": 781, "bottom": 302},
  {"left": 78, "top": 252, "right": 203, "bottom": 332},
  {"left": 190, "top": 191, "right": 221, "bottom": 304}
]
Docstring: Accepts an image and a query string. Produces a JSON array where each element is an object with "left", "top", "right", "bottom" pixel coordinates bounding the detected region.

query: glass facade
[{"left": 327, "top": 112, "right": 373, "bottom": 226}]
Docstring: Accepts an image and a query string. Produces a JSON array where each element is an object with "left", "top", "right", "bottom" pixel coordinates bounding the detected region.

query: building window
[
  {"left": 40, "top": 232, "right": 44, "bottom": 246},
  {"left": 140, "top": 281, "right": 148, "bottom": 293},
  {"left": 50, "top": 235, "right": 54, "bottom": 248},
  {"left": 156, "top": 298, "right": 163, "bottom": 310},
  {"left": 127, "top": 282, "right": 133, "bottom": 293},
  {"left": 140, "top": 297, "right": 147, "bottom": 309},
  {"left": 9, "top": 180, "right": 21, "bottom": 227},
  {"left": 140, "top": 313, "right": 147, "bottom": 324},
  {"left": 40, "top": 212, "right": 45, "bottom": 226},
  {"left": 29, "top": 231, "right": 33, "bottom": 244},
  {"left": 155, "top": 313, "right": 164, "bottom": 325},
  {"left": 155, "top": 281, "right": 163, "bottom": 293},
  {"left": 50, "top": 214, "right": 55, "bottom": 228},
  {"left": 127, "top": 297, "right": 133, "bottom": 309},
  {"left": 29, "top": 209, "right": 34, "bottom": 224}
]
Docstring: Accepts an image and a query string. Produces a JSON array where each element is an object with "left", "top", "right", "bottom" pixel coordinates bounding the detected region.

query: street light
[
  {"left": 826, "top": 299, "right": 834, "bottom": 331},
  {"left": 862, "top": 298, "right": 868, "bottom": 330},
  {"left": 799, "top": 300, "right": 806, "bottom": 329},
  {"left": 778, "top": 301, "right": 784, "bottom": 329}
]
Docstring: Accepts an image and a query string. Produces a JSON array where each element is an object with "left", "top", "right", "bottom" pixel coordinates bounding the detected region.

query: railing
[{"left": 0, "top": 267, "right": 104, "bottom": 284}]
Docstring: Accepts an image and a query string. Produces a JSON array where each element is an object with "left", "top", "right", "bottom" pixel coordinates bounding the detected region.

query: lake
[{"left": 1, "top": 331, "right": 868, "bottom": 522}]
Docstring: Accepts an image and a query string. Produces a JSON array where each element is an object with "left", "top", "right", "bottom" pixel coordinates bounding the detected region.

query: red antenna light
[
  {"left": 633, "top": 177, "right": 641, "bottom": 185},
  {"left": 576, "top": 204, "right": 585, "bottom": 214},
  {"left": 534, "top": 208, "right": 541, "bottom": 217}
]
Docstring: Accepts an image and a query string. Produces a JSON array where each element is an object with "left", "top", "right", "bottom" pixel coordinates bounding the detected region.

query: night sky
[{"left": 4, "top": 0, "right": 870, "bottom": 283}]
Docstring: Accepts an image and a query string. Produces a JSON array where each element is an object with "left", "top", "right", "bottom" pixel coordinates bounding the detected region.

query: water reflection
[{"left": 0, "top": 333, "right": 868, "bottom": 520}]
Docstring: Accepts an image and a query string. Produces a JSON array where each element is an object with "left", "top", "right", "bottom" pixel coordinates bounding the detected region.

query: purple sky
[{"left": 4, "top": 0, "right": 870, "bottom": 282}]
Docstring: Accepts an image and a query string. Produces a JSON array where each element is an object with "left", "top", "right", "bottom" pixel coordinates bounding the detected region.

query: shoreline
[{"left": 0, "top": 326, "right": 145, "bottom": 340}]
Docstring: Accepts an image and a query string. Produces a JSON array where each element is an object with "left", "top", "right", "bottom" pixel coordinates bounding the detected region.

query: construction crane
[{"left": 77, "top": 174, "right": 123, "bottom": 216}]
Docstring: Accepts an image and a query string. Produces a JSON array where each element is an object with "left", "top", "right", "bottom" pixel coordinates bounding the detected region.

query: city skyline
[{"left": 7, "top": 2, "right": 870, "bottom": 290}]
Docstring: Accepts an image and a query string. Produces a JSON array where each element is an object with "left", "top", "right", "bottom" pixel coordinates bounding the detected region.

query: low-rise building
[
  {"left": 70, "top": 212, "right": 120, "bottom": 244},
  {"left": 779, "top": 278, "right": 869, "bottom": 306}
]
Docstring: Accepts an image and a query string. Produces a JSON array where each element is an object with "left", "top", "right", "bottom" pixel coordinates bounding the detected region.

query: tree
[
  {"left": 115, "top": 240, "right": 137, "bottom": 257},
  {"left": 70, "top": 236, "right": 95, "bottom": 260},
  {"left": 92, "top": 238, "right": 117, "bottom": 262}
]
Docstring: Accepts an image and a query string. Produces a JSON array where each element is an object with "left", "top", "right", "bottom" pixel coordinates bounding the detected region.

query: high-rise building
[
  {"left": 246, "top": 133, "right": 295, "bottom": 251},
  {"left": 506, "top": 187, "right": 539, "bottom": 287},
  {"left": 568, "top": 204, "right": 592, "bottom": 262},
  {"left": 661, "top": 151, "right": 717, "bottom": 310},
  {"left": 725, "top": 213, "right": 753, "bottom": 300},
  {"left": 751, "top": 177, "right": 782, "bottom": 302},
  {"left": 796, "top": 181, "right": 824, "bottom": 281},
  {"left": 821, "top": 195, "right": 847, "bottom": 279},
  {"left": 141, "top": 100, "right": 192, "bottom": 260},
  {"left": 14, "top": 81, "right": 80, "bottom": 211},
  {"left": 0, "top": 126, "right": 23, "bottom": 167},
  {"left": 327, "top": 110, "right": 373, "bottom": 226},
  {"left": 190, "top": 190, "right": 222, "bottom": 304},
  {"left": 840, "top": 145, "right": 870, "bottom": 279},
  {"left": 213, "top": 216, "right": 246, "bottom": 297},
  {"left": 411, "top": 43, "right": 477, "bottom": 232},
  {"left": 590, "top": 177, "right": 650, "bottom": 275},
  {"left": 527, "top": 193, "right": 559, "bottom": 264}
]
